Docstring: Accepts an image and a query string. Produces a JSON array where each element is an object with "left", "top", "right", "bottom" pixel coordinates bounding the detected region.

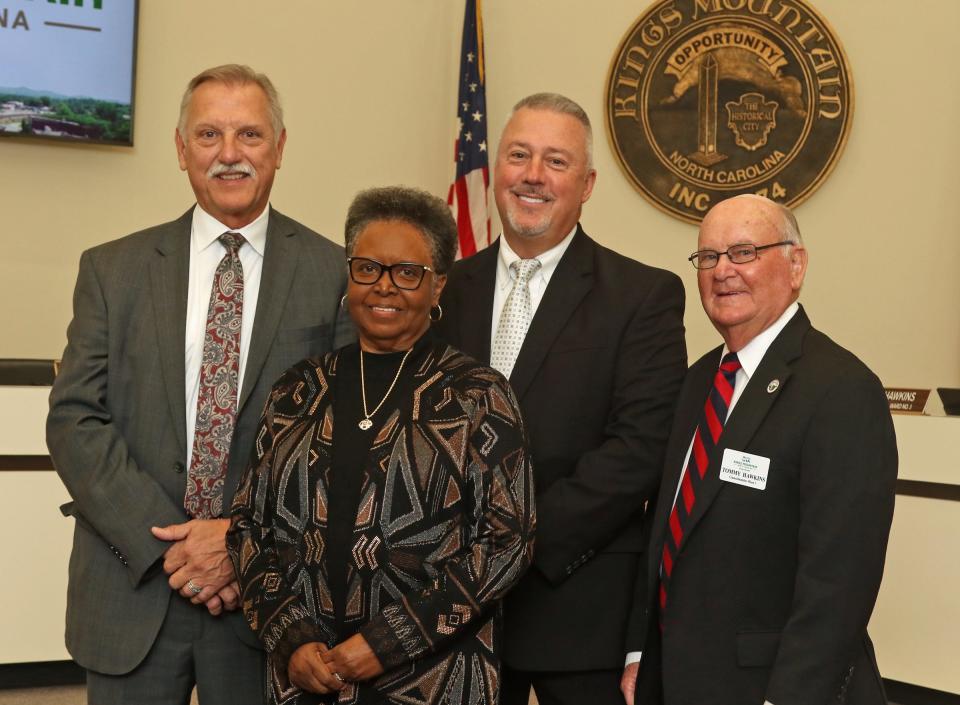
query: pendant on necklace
[{"left": 358, "top": 418, "right": 373, "bottom": 430}]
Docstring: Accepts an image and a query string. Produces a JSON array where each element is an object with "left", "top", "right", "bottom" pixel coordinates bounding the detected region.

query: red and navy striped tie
[{"left": 659, "top": 352, "right": 741, "bottom": 615}]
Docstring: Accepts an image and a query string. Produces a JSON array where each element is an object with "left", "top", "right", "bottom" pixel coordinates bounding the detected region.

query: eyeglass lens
[{"left": 350, "top": 258, "right": 426, "bottom": 289}]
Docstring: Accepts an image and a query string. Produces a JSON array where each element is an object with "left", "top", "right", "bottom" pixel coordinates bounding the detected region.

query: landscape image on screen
[
  {"left": 0, "top": 90, "right": 132, "bottom": 143},
  {"left": 0, "top": 0, "right": 138, "bottom": 145}
]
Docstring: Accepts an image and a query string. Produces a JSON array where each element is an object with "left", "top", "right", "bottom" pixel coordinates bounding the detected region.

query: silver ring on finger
[
  {"left": 333, "top": 672, "right": 345, "bottom": 683},
  {"left": 186, "top": 578, "right": 203, "bottom": 595}
]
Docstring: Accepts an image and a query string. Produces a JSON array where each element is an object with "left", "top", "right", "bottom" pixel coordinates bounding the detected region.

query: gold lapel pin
[{"left": 767, "top": 379, "right": 780, "bottom": 394}]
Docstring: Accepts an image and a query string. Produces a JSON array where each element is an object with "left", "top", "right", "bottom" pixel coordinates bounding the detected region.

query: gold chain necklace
[{"left": 359, "top": 347, "right": 413, "bottom": 430}]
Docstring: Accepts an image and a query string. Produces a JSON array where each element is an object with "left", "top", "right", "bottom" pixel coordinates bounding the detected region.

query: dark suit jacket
[
  {"left": 436, "top": 226, "right": 687, "bottom": 670},
  {"left": 633, "top": 306, "right": 897, "bottom": 705},
  {"left": 46, "top": 207, "right": 354, "bottom": 675}
]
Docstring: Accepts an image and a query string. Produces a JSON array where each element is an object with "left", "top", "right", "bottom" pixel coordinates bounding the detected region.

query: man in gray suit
[{"left": 47, "top": 64, "right": 353, "bottom": 704}]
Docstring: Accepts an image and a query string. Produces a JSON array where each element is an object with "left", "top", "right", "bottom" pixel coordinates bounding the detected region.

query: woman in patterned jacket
[{"left": 227, "top": 186, "right": 535, "bottom": 704}]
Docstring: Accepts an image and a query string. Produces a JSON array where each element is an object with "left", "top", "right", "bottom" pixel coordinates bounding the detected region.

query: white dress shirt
[
  {"left": 667, "top": 301, "right": 799, "bottom": 510},
  {"left": 489, "top": 225, "right": 578, "bottom": 346},
  {"left": 625, "top": 303, "right": 800, "bottom": 705},
  {"left": 184, "top": 204, "right": 269, "bottom": 471}
]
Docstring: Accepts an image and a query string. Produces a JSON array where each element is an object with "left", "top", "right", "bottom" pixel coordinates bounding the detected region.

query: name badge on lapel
[{"left": 719, "top": 449, "right": 770, "bottom": 490}]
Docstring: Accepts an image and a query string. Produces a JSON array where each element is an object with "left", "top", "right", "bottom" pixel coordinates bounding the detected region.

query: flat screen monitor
[{"left": 0, "top": 0, "right": 139, "bottom": 146}]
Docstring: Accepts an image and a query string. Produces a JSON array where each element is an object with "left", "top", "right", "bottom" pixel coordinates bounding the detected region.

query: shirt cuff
[{"left": 625, "top": 651, "right": 642, "bottom": 666}]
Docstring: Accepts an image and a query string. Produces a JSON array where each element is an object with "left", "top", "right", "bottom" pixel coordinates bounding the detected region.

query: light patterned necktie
[
  {"left": 491, "top": 258, "right": 541, "bottom": 378},
  {"left": 185, "top": 232, "right": 245, "bottom": 519}
]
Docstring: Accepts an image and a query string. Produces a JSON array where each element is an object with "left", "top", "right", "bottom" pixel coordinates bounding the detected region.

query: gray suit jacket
[{"left": 47, "top": 207, "right": 354, "bottom": 675}]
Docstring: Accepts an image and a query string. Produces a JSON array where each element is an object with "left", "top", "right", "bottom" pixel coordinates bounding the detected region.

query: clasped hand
[
  {"left": 288, "top": 635, "right": 384, "bottom": 695},
  {"left": 151, "top": 518, "right": 238, "bottom": 615}
]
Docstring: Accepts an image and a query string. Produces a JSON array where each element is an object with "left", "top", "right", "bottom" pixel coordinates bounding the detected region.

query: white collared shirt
[
  {"left": 624, "top": 302, "right": 800, "bottom": 675},
  {"left": 489, "top": 225, "right": 578, "bottom": 346},
  {"left": 184, "top": 204, "right": 269, "bottom": 469},
  {"left": 718, "top": 301, "right": 799, "bottom": 418}
]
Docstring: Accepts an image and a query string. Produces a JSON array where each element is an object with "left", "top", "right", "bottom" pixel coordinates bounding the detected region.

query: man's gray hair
[
  {"left": 177, "top": 64, "right": 284, "bottom": 143},
  {"left": 779, "top": 203, "right": 803, "bottom": 247},
  {"left": 345, "top": 186, "right": 458, "bottom": 275},
  {"left": 509, "top": 92, "right": 594, "bottom": 169}
]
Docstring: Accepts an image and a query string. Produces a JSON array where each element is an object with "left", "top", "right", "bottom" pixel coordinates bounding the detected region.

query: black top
[{"left": 326, "top": 331, "right": 435, "bottom": 638}]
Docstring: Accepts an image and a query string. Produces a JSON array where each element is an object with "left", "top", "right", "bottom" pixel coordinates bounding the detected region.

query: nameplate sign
[{"left": 884, "top": 388, "right": 930, "bottom": 414}]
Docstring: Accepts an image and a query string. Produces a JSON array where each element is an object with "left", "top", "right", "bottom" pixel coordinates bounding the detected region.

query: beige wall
[{"left": 1, "top": 0, "right": 958, "bottom": 386}]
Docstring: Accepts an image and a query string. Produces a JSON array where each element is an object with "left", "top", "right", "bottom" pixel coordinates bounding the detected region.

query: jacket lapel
[
  {"left": 456, "top": 241, "right": 498, "bottom": 363},
  {"left": 508, "top": 226, "right": 594, "bottom": 400},
  {"left": 150, "top": 210, "right": 192, "bottom": 456},
  {"left": 646, "top": 351, "right": 719, "bottom": 584},
  {"left": 238, "top": 208, "right": 300, "bottom": 414},
  {"left": 677, "top": 308, "right": 810, "bottom": 547}
]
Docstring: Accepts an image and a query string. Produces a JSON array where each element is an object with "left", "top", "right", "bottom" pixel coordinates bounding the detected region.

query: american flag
[{"left": 447, "top": 0, "right": 490, "bottom": 259}]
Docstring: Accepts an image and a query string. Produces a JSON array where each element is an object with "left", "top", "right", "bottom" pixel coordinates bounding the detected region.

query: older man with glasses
[{"left": 623, "top": 194, "right": 898, "bottom": 705}]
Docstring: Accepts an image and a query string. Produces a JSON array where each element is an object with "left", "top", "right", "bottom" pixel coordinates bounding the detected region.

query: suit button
[{"left": 173, "top": 461, "right": 185, "bottom": 473}]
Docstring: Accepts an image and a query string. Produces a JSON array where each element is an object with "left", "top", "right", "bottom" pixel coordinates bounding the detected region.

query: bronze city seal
[{"left": 606, "top": 0, "right": 853, "bottom": 223}]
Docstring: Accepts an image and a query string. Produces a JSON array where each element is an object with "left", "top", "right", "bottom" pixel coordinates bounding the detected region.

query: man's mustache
[{"left": 207, "top": 162, "right": 256, "bottom": 178}]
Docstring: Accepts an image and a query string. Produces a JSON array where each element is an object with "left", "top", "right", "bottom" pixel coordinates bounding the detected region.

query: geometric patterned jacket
[{"left": 227, "top": 339, "right": 536, "bottom": 704}]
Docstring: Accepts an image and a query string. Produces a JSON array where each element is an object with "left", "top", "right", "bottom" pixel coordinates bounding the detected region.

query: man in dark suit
[
  {"left": 436, "top": 93, "right": 687, "bottom": 705},
  {"left": 624, "top": 194, "right": 897, "bottom": 705},
  {"left": 46, "top": 65, "right": 353, "bottom": 705}
]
